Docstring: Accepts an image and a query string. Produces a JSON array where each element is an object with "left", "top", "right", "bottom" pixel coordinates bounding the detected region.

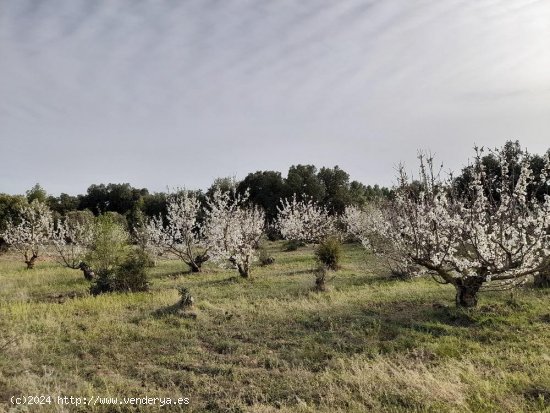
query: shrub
[
  {"left": 85, "top": 214, "right": 129, "bottom": 274},
  {"left": 314, "top": 264, "right": 328, "bottom": 291},
  {"left": 113, "top": 250, "right": 150, "bottom": 292},
  {"left": 283, "top": 239, "right": 303, "bottom": 251},
  {"left": 90, "top": 269, "right": 116, "bottom": 295},
  {"left": 177, "top": 287, "right": 194, "bottom": 308},
  {"left": 315, "top": 236, "right": 342, "bottom": 270},
  {"left": 258, "top": 244, "right": 275, "bottom": 266},
  {"left": 90, "top": 250, "right": 149, "bottom": 295}
]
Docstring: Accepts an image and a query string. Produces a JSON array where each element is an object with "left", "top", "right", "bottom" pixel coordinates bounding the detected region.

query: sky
[{"left": 1, "top": 0, "right": 550, "bottom": 195}]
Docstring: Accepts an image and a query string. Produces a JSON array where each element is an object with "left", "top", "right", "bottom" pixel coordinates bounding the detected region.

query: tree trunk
[
  {"left": 454, "top": 277, "right": 484, "bottom": 308},
  {"left": 534, "top": 272, "right": 550, "bottom": 288},
  {"left": 237, "top": 263, "right": 249, "bottom": 278},
  {"left": 189, "top": 262, "right": 202, "bottom": 273},
  {"left": 189, "top": 254, "right": 209, "bottom": 273},
  {"left": 78, "top": 262, "right": 96, "bottom": 281},
  {"left": 25, "top": 255, "right": 38, "bottom": 269},
  {"left": 315, "top": 265, "right": 327, "bottom": 291}
]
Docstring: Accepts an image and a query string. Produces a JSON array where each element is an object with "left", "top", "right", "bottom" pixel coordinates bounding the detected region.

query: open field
[{"left": 1, "top": 242, "right": 550, "bottom": 412}]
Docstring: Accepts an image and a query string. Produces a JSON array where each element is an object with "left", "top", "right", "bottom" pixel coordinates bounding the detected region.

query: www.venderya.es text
[{"left": 10, "top": 395, "right": 190, "bottom": 407}]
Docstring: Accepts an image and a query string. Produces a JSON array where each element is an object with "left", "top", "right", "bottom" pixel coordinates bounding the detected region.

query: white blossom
[
  {"left": 203, "top": 189, "right": 265, "bottom": 277},
  {"left": 51, "top": 214, "right": 94, "bottom": 270},
  {"left": 142, "top": 191, "right": 208, "bottom": 272},
  {"left": 373, "top": 148, "right": 550, "bottom": 306},
  {"left": 275, "top": 195, "right": 337, "bottom": 243},
  {"left": 1, "top": 200, "right": 53, "bottom": 269}
]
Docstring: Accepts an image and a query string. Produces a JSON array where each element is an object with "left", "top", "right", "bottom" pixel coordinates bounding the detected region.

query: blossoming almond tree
[
  {"left": 2, "top": 200, "right": 53, "bottom": 269},
  {"left": 144, "top": 191, "right": 208, "bottom": 272},
  {"left": 51, "top": 213, "right": 95, "bottom": 279},
  {"left": 275, "top": 195, "right": 337, "bottom": 244},
  {"left": 203, "top": 189, "right": 265, "bottom": 278},
  {"left": 378, "top": 148, "right": 550, "bottom": 307},
  {"left": 342, "top": 203, "right": 423, "bottom": 278},
  {"left": 342, "top": 204, "right": 384, "bottom": 250}
]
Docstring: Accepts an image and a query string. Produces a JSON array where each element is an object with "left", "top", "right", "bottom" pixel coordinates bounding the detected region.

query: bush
[
  {"left": 258, "top": 245, "right": 275, "bottom": 266},
  {"left": 114, "top": 250, "right": 150, "bottom": 292},
  {"left": 314, "top": 236, "right": 342, "bottom": 270},
  {"left": 177, "top": 287, "right": 194, "bottom": 308},
  {"left": 90, "top": 269, "right": 115, "bottom": 295},
  {"left": 283, "top": 239, "right": 304, "bottom": 251},
  {"left": 90, "top": 250, "right": 149, "bottom": 295},
  {"left": 85, "top": 214, "right": 129, "bottom": 274},
  {"left": 314, "top": 264, "right": 328, "bottom": 291}
]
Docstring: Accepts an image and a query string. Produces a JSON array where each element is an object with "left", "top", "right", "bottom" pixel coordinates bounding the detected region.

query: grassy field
[{"left": 1, "top": 242, "right": 550, "bottom": 412}]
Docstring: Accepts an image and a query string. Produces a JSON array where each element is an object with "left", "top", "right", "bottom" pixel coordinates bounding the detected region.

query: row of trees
[
  {"left": 1, "top": 189, "right": 267, "bottom": 280},
  {"left": 0, "top": 165, "right": 391, "bottom": 241},
  {"left": 142, "top": 190, "right": 265, "bottom": 277},
  {"left": 1, "top": 141, "right": 549, "bottom": 307}
]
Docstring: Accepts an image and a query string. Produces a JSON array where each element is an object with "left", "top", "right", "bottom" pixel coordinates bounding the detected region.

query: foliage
[
  {"left": 85, "top": 214, "right": 129, "bottom": 275},
  {"left": 453, "top": 140, "right": 550, "bottom": 203},
  {"left": 1, "top": 200, "right": 53, "bottom": 268},
  {"left": 203, "top": 189, "right": 265, "bottom": 278},
  {"left": 349, "top": 181, "right": 393, "bottom": 205},
  {"left": 285, "top": 164, "right": 325, "bottom": 203},
  {"left": 237, "top": 171, "right": 286, "bottom": 222},
  {"left": 318, "top": 166, "right": 352, "bottom": 214},
  {"left": 177, "top": 286, "right": 194, "bottom": 308},
  {"left": 78, "top": 183, "right": 149, "bottom": 216},
  {"left": 90, "top": 250, "right": 150, "bottom": 295},
  {"left": 113, "top": 250, "right": 150, "bottom": 292},
  {"left": 283, "top": 239, "right": 303, "bottom": 251},
  {"left": 314, "top": 236, "right": 342, "bottom": 270},
  {"left": 534, "top": 272, "right": 550, "bottom": 288},
  {"left": 0, "top": 194, "right": 27, "bottom": 247},
  {"left": 25, "top": 183, "right": 48, "bottom": 204},
  {"left": 206, "top": 176, "right": 239, "bottom": 198},
  {"left": 314, "top": 263, "right": 329, "bottom": 291},
  {"left": 141, "top": 192, "right": 168, "bottom": 218},
  {"left": 47, "top": 193, "right": 80, "bottom": 215}
]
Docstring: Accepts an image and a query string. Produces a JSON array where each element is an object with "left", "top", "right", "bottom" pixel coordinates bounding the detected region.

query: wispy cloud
[{"left": 1, "top": 0, "right": 549, "bottom": 194}]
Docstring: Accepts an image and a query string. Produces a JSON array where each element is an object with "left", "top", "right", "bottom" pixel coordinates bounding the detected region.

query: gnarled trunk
[
  {"left": 189, "top": 261, "right": 201, "bottom": 273},
  {"left": 25, "top": 254, "right": 38, "bottom": 269},
  {"left": 78, "top": 262, "right": 96, "bottom": 281},
  {"left": 454, "top": 277, "right": 484, "bottom": 308},
  {"left": 189, "top": 254, "right": 209, "bottom": 273},
  {"left": 237, "top": 263, "right": 250, "bottom": 278}
]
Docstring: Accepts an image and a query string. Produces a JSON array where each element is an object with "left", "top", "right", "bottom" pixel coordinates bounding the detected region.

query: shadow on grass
[
  {"left": 333, "top": 272, "right": 396, "bottom": 288},
  {"left": 31, "top": 290, "right": 88, "bottom": 304},
  {"left": 278, "top": 268, "right": 315, "bottom": 277},
  {"left": 151, "top": 302, "right": 198, "bottom": 320},
  {"left": 201, "top": 276, "right": 241, "bottom": 285},
  {"left": 240, "top": 296, "right": 533, "bottom": 371}
]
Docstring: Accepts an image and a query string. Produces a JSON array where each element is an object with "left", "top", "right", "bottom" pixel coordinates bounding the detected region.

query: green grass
[{"left": 1, "top": 242, "right": 550, "bottom": 412}]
